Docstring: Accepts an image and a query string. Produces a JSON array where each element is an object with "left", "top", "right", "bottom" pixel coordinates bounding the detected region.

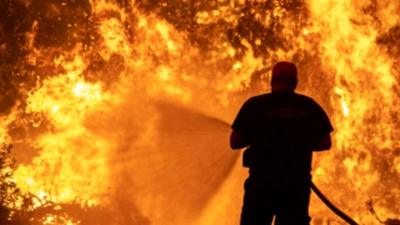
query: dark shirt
[{"left": 232, "top": 91, "right": 333, "bottom": 185}]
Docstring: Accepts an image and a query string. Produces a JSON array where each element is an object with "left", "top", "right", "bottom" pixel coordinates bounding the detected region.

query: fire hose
[{"left": 310, "top": 181, "right": 359, "bottom": 225}]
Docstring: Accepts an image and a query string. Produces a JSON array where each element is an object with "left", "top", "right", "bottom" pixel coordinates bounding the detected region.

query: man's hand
[{"left": 230, "top": 130, "right": 249, "bottom": 150}]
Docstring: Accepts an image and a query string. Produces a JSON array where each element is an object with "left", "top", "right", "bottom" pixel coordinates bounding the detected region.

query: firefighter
[{"left": 230, "top": 61, "right": 333, "bottom": 225}]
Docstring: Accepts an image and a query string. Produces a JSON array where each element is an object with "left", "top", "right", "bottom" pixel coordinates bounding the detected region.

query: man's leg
[
  {"left": 240, "top": 178, "right": 274, "bottom": 225},
  {"left": 274, "top": 184, "right": 311, "bottom": 225}
]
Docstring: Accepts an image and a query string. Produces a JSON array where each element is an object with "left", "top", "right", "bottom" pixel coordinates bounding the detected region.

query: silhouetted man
[{"left": 230, "top": 62, "right": 333, "bottom": 225}]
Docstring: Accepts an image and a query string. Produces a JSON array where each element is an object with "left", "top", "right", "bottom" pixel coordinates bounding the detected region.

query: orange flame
[{"left": 0, "top": 0, "right": 398, "bottom": 225}]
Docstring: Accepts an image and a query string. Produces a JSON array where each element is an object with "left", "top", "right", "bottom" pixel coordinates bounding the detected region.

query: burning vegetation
[{"left": 0, "top": 0, "right": 399, "bottom": 225}]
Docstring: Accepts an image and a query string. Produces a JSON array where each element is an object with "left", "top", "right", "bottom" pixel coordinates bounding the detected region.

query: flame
[
  {"left": 306, "top": 0, "right": 400, "bottom": 223},
  {"left": 0, "top": 0, "right": 399, "bottom": 224},
  {"left": 14, "top": 52, "right": 115, "bottom": 208}
]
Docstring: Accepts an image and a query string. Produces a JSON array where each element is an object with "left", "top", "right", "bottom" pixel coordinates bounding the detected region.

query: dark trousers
[{"left": 240, "top": 175, "right": 311, "bottom": 225}]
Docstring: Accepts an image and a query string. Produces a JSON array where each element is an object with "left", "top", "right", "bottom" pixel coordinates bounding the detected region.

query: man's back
[{"left": 232, "top": 91, "right": 332, "bottom": 185}]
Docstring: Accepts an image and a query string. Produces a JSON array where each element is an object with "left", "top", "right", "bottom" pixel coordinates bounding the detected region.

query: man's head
[{"left": 271, "top": 61, "right": 298, "bottom": 92}]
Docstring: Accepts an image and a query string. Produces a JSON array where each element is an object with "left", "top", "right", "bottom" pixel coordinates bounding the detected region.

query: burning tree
[
  {"left": 0, "top": 144, "right": 80, "bottom": 225},
  {"left": 0, "top": 144, "right": 20, "bottom": 224}
]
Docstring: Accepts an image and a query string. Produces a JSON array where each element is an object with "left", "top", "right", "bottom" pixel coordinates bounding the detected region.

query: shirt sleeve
[
  {"left": 231, "top": 99, "right": 254, "bottom": 136},
  {"left": 310, "top": 101, "right": 333, "bottom": 135}
]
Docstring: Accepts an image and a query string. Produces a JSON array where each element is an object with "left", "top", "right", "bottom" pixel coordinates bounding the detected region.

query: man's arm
[
  {"left": 230, "top": 129, "right": 249, "bottom": 150},
  {"left": 313, "top": 133, "right": 332, "bottom": 151}
]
